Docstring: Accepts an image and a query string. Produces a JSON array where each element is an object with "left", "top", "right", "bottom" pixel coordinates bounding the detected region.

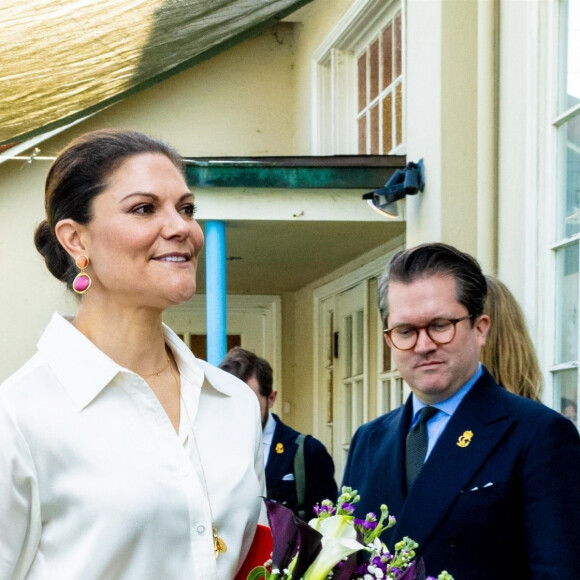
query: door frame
[{"left": 312, "top": 238, "right": 403, "bottom": 478}]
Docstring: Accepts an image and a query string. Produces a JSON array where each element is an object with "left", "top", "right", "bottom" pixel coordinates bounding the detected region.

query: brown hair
[
  {"left": 219, "top": 347, "right": 274, "bottom": 397},
  {"left": 378, "top": 243, "right": 487, "bottom": 327},
  {"left": 34, "top": 128, "right": 184, "bottom": 290},
  {"left": 480, "top": 275, "right": 543, "bottom": 401}
]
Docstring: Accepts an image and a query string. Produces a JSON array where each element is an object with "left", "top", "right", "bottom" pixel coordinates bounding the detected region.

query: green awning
[
  {"left": 0, "top": 0, "right": 312, "bottom": 145},
  {"left": 185, "top": 155, "right": 407, "bottom": 189}
]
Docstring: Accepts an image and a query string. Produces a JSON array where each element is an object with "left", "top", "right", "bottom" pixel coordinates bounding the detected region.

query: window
[
  {"left": 551, "top": 0, "right": 580, "bottom": 429},
  {"left": 313, "top": 0, "right": 404, "bottom": 155},
  {"left": 377, "top": 317, "right": 406, "bottom": 415},
  {"left": 357, "top": 11, "right": 403, "bottom": 154}
]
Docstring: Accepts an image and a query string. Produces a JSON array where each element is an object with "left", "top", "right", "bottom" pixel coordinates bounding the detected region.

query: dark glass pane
[
  {"left": 358, "top": 52, "right": 367, "bottom": 112},
  {"left": 345, "top": 315, "right": 353, "bottom": 378},
  {"left": 558, "top": 0, "right": 580, "bottom": 114},
  {"left": 382, "top": 23, "right": 393, "bottom": 89},
  {"left": 358, "top": 115, "right": 367, "bottom": 153},
  {"left": 558, "top": 115, "right": 580, "bottom": 238},
  {"left": 382, "top": 93, "right": 393, "bottom": 153},
  {"left": 554, "top": 368, "right": 578, "bottom": 430},
  {"left": 383, "top": 339, "right": 391, "bottom": 372},
  {"left": 370, "top": 105, "right": 379, "bottom": 154},
  {"left": 327, "top": 369, "right": 334, "bottom": 423},
  {"left": 370, "top": 39, "right": 379, "bottom": 101},
  {"left": 189, "top": 334, "right": 241, "bottom": 361},
  {"left": 555, "top": 243, "right": 579, "bottom": 364},
  {"left": 394, "top": 12, "right": 402, "bottom": 78},
  {"left": 395, "top": 83, "right": 403, "bottom": 146}
]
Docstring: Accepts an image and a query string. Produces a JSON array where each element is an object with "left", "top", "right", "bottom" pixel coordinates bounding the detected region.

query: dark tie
[{"left": 406, "top": 406, "right": 438, "bottom": 491}]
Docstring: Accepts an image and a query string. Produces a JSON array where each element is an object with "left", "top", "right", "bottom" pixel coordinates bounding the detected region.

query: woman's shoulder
[
  {"left": 198, "top": 360, "right": 256, "bottom": 400},
  {"left": 0, "top": 351, "right": 51, "bottom": 413}
]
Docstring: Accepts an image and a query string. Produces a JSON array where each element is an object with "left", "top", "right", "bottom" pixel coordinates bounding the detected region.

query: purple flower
[
  {"left": 264, "top": 499, "right": 323, "bottom": 579},
  {"left": 340, "top": 502, "right": 356, "bottom": 514},
  {"left": 398, "top": 557, "right": 426, "bottom": 580},
  {"left": 354, "top": 518, "right": 378, "bottom": 530},
  {"left": 314, "top": 503, "right": 336, "bottom": 516}
]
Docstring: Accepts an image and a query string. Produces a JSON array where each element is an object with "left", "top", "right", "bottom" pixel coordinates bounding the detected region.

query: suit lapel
[
  {"left": 265, "top": 418, "right": 296, "bottom": 483},
  {"left": 378, "top": 399, "right": 412, "bottom": 519},
  {"left": 348, "top": 399, "right": 412, "bottom": 542},
  {"left": 391, "top": 372, "right": 514, "bottom": 550}
]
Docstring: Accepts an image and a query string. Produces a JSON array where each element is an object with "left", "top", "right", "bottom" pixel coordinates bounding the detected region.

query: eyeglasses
[{"left": 384, "top": 315, "right": 474, "bottom": 351}]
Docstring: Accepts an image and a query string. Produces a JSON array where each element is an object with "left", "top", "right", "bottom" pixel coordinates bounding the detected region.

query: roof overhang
[
  {"left": 0, "top": 0, "right": 314, "bottom": 145},
  {"left": 183, "top": 155, "right": 407, "bottom": 292},
  {"left": 185, "top": 155, "right": 407, "bottom": 189}
]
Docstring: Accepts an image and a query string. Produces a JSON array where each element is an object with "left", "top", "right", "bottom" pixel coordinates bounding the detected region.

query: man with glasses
[{"left": 342, "top": 243, "right": 580, "bottom": 579}]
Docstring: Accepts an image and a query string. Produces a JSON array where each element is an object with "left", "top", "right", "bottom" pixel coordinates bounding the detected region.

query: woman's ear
[{"left": 54, "top": 219, "right": 88, "bottom": 260}]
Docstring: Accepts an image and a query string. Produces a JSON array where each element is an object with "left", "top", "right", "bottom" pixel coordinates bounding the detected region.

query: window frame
[
  {"left": 547, "top": 0, "right": 580, "bottom": 421},
  {"left": 312, "top": 0, "right": 405, "bottom": 155}
]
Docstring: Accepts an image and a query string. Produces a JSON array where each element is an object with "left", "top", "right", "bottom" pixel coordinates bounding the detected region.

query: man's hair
[
  {"left": 378, "top": 243, "right": 487, "bottom": 326},
  {"left": 219, "top": 346, "right": 273, "bottom": 397}
]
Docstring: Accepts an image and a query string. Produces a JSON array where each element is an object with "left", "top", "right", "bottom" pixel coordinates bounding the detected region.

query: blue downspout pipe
[{"left": 205, "top": 220, "right": 227, "bottom": 366}]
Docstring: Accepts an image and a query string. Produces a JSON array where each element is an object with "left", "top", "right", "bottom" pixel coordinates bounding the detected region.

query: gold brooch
[
  {"left": 276, "top": 442, "right": 284, "bottom": 454},
  {"left": 213, "top": 528, "right": 227, "bottom": 558},
  {"left": 456, "top": 430, "right": 473, "bottom": 447}
]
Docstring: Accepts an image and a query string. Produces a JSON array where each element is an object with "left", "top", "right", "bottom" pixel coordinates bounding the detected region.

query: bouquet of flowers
[{"left": 247, "top": 487, "right": 453, "bottom": 580}]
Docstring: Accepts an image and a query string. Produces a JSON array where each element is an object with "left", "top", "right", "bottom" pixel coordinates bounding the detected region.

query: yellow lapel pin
[
  {"left": 456, "top": 430, "right": 473, "bottom": 448},
  {"left": 276, "top": 443, "right": 284, "bottom": 454}
]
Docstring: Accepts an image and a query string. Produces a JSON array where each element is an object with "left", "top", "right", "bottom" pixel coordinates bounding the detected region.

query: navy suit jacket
[
  {"left": 342, "top": 368, "right": 580, "bottom": 579},
  {"left": 265, "top": 414, "right": 338, "bottom": 520}
]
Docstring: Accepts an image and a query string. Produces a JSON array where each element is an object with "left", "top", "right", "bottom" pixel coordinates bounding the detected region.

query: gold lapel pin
[
  {"left": 456, "top": 430, "right": 474, "bottom": 448},
  {"left": 276, "top": 442, "right": 284, "bottom": 454}
]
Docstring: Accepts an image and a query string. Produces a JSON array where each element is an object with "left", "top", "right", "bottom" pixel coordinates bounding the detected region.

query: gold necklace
[
  {"left": 167, "top": 357, "right": 227, "bottom": 559},
  {"left": 140, "top": 356, "right": 170, "bottom": 378}
]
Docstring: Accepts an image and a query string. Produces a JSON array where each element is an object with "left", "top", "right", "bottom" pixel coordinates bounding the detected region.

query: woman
[
  {"left": 480, "top": 274, "right": 543, "bottom": 401},
  {"left": 0, "top": 129, "right": 265, "bottom": 579}
]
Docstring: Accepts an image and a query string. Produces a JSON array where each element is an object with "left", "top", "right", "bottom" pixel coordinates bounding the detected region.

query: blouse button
[{"left": 196, "top": 525, "right": 206, "bottom": 535}]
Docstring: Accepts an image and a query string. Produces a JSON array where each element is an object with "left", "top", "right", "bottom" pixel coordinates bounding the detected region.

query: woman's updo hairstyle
[{"left": 34, "top": 129, "right": 184, "bottom": 290}]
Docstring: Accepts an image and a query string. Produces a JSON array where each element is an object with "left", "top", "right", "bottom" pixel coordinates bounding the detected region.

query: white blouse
[{"left": 0, "top": 313, "right": 266, "bottom": 579}]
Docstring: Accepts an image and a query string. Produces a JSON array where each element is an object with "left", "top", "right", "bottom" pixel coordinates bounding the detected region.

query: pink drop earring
[{"left": 72, "top": 255, "right": 92, "bottom": 294}]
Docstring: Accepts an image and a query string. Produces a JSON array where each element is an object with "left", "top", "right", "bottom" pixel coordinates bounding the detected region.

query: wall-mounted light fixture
[{"left": 362, "top": 158, "right": 425, "bottom": 218}]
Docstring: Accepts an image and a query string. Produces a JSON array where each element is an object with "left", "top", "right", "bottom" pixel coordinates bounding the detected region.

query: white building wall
[{"left": 406, "top": 0, "right": 479, "bottom": 256}]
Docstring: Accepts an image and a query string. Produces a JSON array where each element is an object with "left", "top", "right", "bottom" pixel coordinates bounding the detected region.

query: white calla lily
[{"left": 303, "top": 515, "right": 365, "bottom": 580}]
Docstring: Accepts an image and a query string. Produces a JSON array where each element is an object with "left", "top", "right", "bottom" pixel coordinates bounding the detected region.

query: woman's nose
[{"left": 161, "top": 208, "right": 190, "bottom": 238}]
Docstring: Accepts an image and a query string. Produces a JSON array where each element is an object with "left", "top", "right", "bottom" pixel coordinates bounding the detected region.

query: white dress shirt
[
  {"left": 0, "top": 313, "right": 266, "bottom": 580},
  {"left": 262, "top": 412, "right": 277, "bottom": 467}
]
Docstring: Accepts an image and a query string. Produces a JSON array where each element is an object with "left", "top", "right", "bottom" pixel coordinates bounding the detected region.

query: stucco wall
[
  {"left": 0, "top": 160, "right": 78, "bottom": 379},
  {"left": 405, "top": 0, "right": 479, "bottom": 255}
]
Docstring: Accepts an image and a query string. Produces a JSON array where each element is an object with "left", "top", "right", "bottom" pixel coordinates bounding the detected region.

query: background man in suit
[
  {"left": 342, "top": 243, "right": 580, "bottom": 579},
  {"left": 220, "top": 347, "right": 338, "bottom": 520}
]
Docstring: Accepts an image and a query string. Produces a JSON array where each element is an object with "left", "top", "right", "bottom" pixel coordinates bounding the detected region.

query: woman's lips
[{"left": 153, "top": 252, "right": 192, "bottom": 263}]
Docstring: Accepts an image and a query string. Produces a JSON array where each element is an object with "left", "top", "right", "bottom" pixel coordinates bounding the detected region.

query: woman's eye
[
  {"left": 130, "top": 203, "right": 155, "bottom": 215},
  {"left": 180, "top": 203, "right": 197, "bottom": 217}
]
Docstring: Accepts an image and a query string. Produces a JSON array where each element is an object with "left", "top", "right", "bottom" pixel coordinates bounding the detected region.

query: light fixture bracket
[{"left": 362, "top": 158, "right": 424, "bottom": 218}]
